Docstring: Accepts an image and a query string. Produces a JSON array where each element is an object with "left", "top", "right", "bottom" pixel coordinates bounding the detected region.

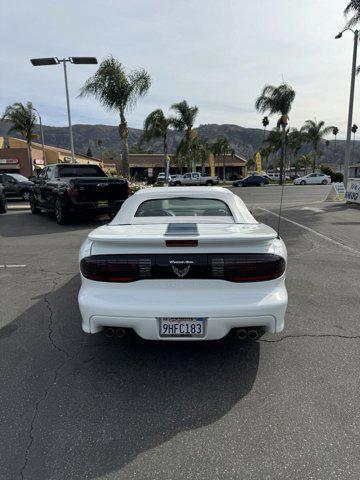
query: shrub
[{"left": 321, "top": 167, "right": 343, "bottom": 183}]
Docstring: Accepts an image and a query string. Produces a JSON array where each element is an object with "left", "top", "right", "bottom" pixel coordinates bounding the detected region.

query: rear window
[
  {"left": 58, "top": 165, "right": 105, "bottom": 177},
  {"left": 135, "top": 197, "right": 232, "bottom": 217}
]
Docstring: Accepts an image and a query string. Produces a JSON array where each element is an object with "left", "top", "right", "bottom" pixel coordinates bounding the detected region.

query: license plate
[
  {"left": 97, "top": 200, "right": 108, "bottom": 207},
  {"left": 158, "top": 317, "right": 206, "bottom": 338}
]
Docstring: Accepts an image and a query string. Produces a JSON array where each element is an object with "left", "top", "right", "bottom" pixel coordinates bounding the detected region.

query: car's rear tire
[
  {"left": 259, "top": 181, "right": 264, "bottom": 187},
  {"left": 21, "top": 189, "right": 30, "bottom": 201},
  {"left": 174, "top": 181, "right": 181, "bottom": 186},
  {"left": 300, "top": 180, "right": 306, "bottom": 185},
  {"left": 54, "top": 197, "right": 69, "bottom": 225},
  {"left": 237, "top": 183, "right": 243, "bottom": 187},
  {"left": 29, "top": 194, "right": 40, "bottom": 214},
  {"left": 322, "top": 179, "right": 327, "bottom": 185},
  {"left": 0, "top": 196, "right": 7, "bottom": 214},
  {"left": 205, "top": 180, "right": 214, "bottom": 186}
]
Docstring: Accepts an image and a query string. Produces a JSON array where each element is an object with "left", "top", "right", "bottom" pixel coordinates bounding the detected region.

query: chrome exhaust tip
[
  {"left": 248, "top": 329, "right": 259, "bottom": 341},
  {"left": 105, "top": 327, "right": 115, "bottom": 337},
  {"left": 237, "top": 329, "right": 248, "bottom": 340},
  {"left": 116, "top": 328, "right": 125, "bottom": 338}
]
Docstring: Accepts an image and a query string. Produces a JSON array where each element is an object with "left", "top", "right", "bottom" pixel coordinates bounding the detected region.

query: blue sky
[{"left": 0, "top": 0, "right": 357, "bottom": 137}]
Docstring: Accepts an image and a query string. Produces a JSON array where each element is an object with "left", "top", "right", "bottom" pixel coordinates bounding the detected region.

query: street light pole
[
  {"left": 336, "top": 29, "right": 359, "bottom": 187},
  {"left": 33, "top": 108, "right": 46, "bottom": 165},
  {"left": 60, "top": 59, "right": 75, "bottom": 163},
  {"left": 30, "top": 56, "right": 97, "bottom": 164}
]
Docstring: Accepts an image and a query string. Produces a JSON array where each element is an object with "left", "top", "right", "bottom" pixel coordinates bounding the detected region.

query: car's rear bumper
[{"left": 78, "top": 278, "right": 288, "bottom": 340}]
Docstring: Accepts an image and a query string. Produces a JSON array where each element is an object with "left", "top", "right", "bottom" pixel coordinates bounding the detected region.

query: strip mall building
[{"left": 0, "top": 137, "right": 248, "bottom": 179}]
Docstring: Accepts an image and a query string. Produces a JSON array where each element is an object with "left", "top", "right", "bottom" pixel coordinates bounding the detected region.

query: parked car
[
  {"left": 294, "top": 173, "right": 331, "bottom": 185},
  {"left": 29, "top": 163, "right": 130, "bottom": 224},
  {"left": 233, "top": 175, "right": 269, "bottom": 187},
  {"left": 78, "top": 187, "right": 288, "bottom": 340},
  {"left": 157, "top": 172, "right": 174, "bottom": 183},
  {"left": 170, "top": 172, "right": 219, "bottom": 186},
  {"left": 266, "top": 173, "right": 291, "bottom": 182},
  {"left": 0, "top": 173, "right": 34, "bottom": 200},
  {"left": 0, "top": 184, "right": 7, "bottom": 214}
]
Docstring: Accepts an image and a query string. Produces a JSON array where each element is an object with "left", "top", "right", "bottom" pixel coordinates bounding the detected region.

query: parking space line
[
  {"left": 259, "top": 208, "right": 360, "bottom": 256},
  {"left": 0, "top": 264, "right": 27, "bottom": 268}
]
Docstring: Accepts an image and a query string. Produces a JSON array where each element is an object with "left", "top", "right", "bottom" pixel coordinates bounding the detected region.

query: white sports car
[{"left": 78, "top": 187, "right": 288, "bottom": 340}]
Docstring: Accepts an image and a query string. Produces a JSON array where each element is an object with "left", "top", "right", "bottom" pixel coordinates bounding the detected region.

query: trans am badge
[
  {"left": 172, "top": 264, "right": 191, "bottom": 278},
  {"left": 169, "top": 260, "right": 193, "bottom": 278}
]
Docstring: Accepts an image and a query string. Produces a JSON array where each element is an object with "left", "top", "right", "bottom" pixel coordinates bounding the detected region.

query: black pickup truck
[{"left": 29, "top": 163, "right": 130, "bottom": 224}]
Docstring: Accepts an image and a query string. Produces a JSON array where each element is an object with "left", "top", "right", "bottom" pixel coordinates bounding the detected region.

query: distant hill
[{"left": 1, "top": 120, "right": 359, "bottom": 165}]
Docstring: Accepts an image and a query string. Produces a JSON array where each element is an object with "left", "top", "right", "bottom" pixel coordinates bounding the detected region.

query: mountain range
[{"left": 1, "top": 120, "right": 359, "bottom": 166}]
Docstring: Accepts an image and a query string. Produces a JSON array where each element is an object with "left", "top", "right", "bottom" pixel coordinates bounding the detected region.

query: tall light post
[
  {"left": 30, "top": 57, "right": 97, "bottom": 163},
  {"left": 335, "top": 29, "right": 359, "bottom": 186},
  {"left": 33, "top": 107, "right": 46, "bottom": 165}
]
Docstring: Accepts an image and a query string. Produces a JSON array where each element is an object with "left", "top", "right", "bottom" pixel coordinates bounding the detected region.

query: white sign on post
[
  {"left": 326, "top": 182, "right": 346, "bottom": 201},
  {"left": 345, "top": 181, "right": 360, "bottom": 204},
  {"left": 148, "top": 167, "right": 153, "bottom": 177}
]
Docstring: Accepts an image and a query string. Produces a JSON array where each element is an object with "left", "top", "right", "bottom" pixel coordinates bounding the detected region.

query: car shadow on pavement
[
  {"left": 0, "top": 211, "right": 109, "bottom": 237},
  {"left": 1, "top": 275, "right": 260, "bottom": 480}
]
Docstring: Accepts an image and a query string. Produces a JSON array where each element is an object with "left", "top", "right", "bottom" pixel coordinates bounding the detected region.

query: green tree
[
  {"left": 301, "top": 120, "right": 334, "bottom": 172},
  {"left": 171, "top": 100, "right": 199, "bottom": 171},
  {"left": 143, "top": 109, "right": 173, "bottom": 174},
  {"left": 255, "top": 83, "right": 296, "bottom": 184},
  {"left": 2, "top": 101, "right": 37, "bottom": 176},
  {"left": 79, "top": 56, "right": 151, "bottom": 177}
]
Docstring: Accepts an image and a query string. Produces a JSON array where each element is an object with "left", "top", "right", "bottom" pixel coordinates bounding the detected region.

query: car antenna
[
  {"left": 276, "top": 173, "right": 286, "bottom": 239},
  {"left": 276, "top": 121, "right": 288, "bottom": 239}
]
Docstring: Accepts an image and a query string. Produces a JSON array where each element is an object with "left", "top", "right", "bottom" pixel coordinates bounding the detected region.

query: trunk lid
[{"left": 89, "top": 223, "right": 278, "bottom": 254}]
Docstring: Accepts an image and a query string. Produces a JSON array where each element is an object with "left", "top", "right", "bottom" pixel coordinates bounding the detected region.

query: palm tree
[
  {"left": 287, "top": 128, "right": 305, "bottom": 172},
  {"left": 255, "top": 83, "right": 296, "bottom": 184},
  {"left": 79, "top": 56, "right": 151, "bottom": 177},
  {"left": 262, "top": 116, "right": 269, "bottom": 141},
  {"left": 2, "top": 102, "right": 37, "bottom": 176},
  {"left": 259, "top": 146, "right": 272, "bottom": 173},
  {"left": 211, "top": 137, "right": 233, "bottom": 180},
  {"left": 143, "top": 109, "right": 173, "bottom": 176},
  {"left": 190, "top": 136, "right": 211, "bottom": 174},
  {"left": 171, "top": 100, "right": 199, "bottom": 171},
  {"left": 344, "top": 1, "right": 360, "bottom": 28},
  {"left": 301, "top": 120, "right": 334, "bottom": 172},
  {"left": 297, "top": 154, "right": 312, "bottom": 175}
]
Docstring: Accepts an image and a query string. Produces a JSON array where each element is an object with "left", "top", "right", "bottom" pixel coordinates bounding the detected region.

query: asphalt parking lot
[{"left": 1, "top": 185, "right": 360, "bottom": 480}]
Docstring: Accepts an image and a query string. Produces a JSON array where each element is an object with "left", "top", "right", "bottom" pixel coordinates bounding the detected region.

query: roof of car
[{"left": 112, "top": 187, "right": 257, "bottom": 225}]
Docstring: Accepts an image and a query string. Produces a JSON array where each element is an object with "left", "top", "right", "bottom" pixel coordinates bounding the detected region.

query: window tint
[
  {"left": 58, "top": 165, "right": 105, "bottom": 177},
  {"left": 7, "top": 174, "right": 28, "bottom": 182},
  {"left": 135, "top": 197, "right": 233, "bottom": 217}
]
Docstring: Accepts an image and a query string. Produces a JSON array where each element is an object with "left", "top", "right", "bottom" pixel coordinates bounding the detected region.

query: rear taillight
[
  {"left": 165, "top": 240, "right": 198, "bottom": 247},
  {"left": 210, "top": 254, "right": 285, "bottom": 282},
  {"left": 80, "top": 254, "right": 285, "bottom": 283},
  {"left": 80, "top": 255, "right": 152, "bottom": 282}
]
